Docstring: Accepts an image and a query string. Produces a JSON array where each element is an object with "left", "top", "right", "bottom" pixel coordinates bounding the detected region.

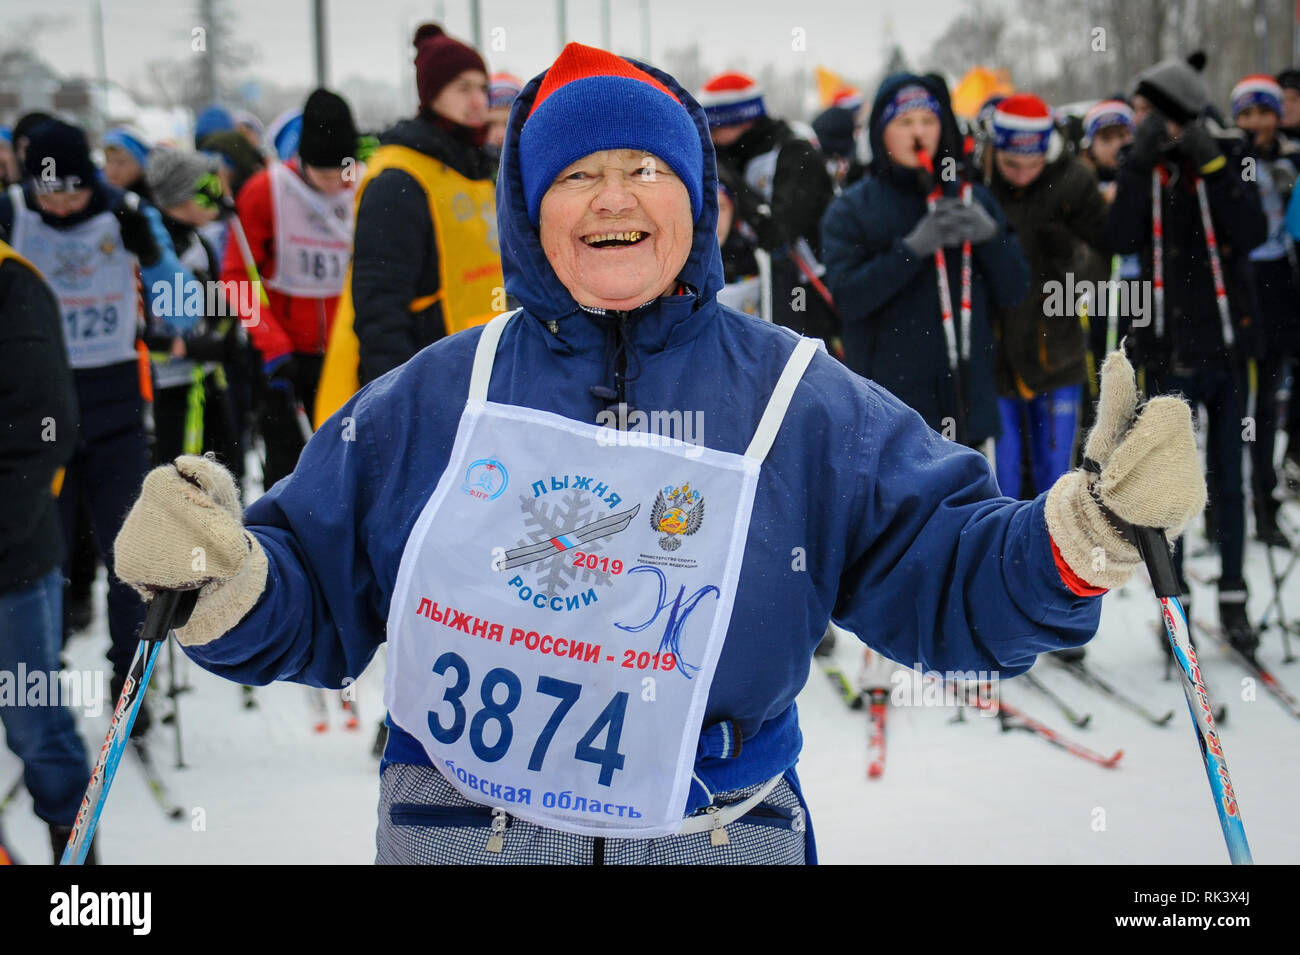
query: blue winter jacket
[{"left": 183, "top": 60, "right": 1103, "bottom": 807}]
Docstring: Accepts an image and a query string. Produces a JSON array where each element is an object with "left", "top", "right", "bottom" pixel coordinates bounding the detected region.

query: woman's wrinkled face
[{"left": 539, "top": 149, "right": 694, "bottom": 311}]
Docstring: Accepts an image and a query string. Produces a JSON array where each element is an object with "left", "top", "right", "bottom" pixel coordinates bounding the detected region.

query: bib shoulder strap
[
  {"left": 744, "top": 336, "right": 820, "bottom": 463},
  {"left": 467, "top": 309, "right": 522, "bottom": 402}
]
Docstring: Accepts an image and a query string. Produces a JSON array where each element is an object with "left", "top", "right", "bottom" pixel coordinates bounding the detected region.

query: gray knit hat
[
  {"left": 1133, "top": 52, "right": 1209, "bottom": 125},
  {"left": 146, "top": 147, "right": 219, "bottom": 210}
]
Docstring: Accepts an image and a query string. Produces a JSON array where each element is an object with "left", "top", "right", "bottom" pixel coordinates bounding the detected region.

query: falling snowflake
[{"left": 514, "top": 490, "right": 619, "bottom": 597}]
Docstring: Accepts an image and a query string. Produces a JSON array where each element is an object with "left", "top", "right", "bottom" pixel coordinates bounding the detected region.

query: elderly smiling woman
[{"left": 113, "top": 44, "right": 1205, "bottom": 865}]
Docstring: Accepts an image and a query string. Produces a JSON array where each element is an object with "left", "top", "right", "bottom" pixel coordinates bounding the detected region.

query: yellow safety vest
[
  {"left": 1, "top": 240, "right": 67, "bottom": 496},
  {"left": 314, "top": 145, "right": 502, "bottom": 426}
]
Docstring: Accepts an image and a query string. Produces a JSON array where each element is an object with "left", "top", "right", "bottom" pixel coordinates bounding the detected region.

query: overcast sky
[{"left": 4, "top": 0, "right": 976, "bottom": 98}]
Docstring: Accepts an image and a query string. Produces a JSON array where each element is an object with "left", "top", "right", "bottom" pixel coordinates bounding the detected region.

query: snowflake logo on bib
[
  {"left": 52, "top": 240, "right": 97, "bottom": 291},
  {"left": 651, "top": 484, "right": 704, "bottom": 551}
]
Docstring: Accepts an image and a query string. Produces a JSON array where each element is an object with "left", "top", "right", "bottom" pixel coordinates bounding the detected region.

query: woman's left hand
[{"left": 1045, "top": 349, "right": 1207, "bottom": 591}]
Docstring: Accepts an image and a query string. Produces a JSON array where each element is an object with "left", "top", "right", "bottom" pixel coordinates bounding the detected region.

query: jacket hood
[
  {"left": 867, "top": 73, "right": 964, "bottom": 195},
  {"left": 495, "top": 55, "right": 725, "bottom": 328}
]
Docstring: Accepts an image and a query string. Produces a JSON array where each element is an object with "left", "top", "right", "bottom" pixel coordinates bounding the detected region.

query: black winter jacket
[
  {"left": 0, "top": 255, "right": 78, "bottom": 592},
  {"left": 713, "top": 116, "right": 839, "bottom": 342},
  {"left": 1104, "top": 125, "right": 1268, "bottom": 368},
  {"left": 820, "top": 73, "right": 1031, "bottom": 444},
  {"left": 350, "top": 114, "right": 495, "bottom": 385},
  {"left": 989, "top": 154, "right": 1109, "bottom": 395}
]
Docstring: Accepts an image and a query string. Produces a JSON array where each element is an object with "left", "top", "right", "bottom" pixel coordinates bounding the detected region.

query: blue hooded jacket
[
  {"left": 821, "top": 73, "right": 1030, "bottom": 445},
  {"left": 182, "top": 58, "right": 1102, "bottom": 810}
]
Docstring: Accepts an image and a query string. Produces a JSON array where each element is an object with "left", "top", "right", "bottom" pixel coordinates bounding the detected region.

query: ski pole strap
[
  {"left": 1135, "top": 526, "right": 1180, "bottom": 598},
  {"left": 1082, "top": 456, "right": 1138, "bottom": 550}
]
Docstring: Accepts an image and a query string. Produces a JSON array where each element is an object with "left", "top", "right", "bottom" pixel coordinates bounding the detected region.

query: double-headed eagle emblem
[{"left": 651, "top": 483, "right": 704, "bottom": 551}]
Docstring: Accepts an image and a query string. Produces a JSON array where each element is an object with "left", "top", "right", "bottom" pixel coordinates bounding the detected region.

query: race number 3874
[{"left": 428, "top": 651, "right": 629, "bottom": 787}]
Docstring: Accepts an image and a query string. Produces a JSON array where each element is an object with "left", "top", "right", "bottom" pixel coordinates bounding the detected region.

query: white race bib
[
  {"left": 9, "top": 185, "right": 139, "bottom": 370},
  {"left": 265, "top": 161, "right": 355, "bottom": 298},
  {"left": 385, "top": 311, "right": 816, "bottom": 838}
]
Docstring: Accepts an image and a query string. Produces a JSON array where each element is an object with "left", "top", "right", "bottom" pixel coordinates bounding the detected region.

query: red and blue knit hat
[
  {"left": 489, "top": 72, "right": 523, "bottom": 111},
  {"left": 878, "top": 84, "right": 941, "bottom": 131},
  {"left": 992, "top": 93, "right": 1054, "bottom": 155},
  {"left": 698, "top": 72, "right": 766, "bottom": 128},
  {"left": 520, "top": 43, "right": 703, "bottom": 228},
  {"left": 1083, "top": 99, "right": 1134, "bottom": 142},
  {"left": 1231, "top": 74, "right": 1283, "bottom": 118}
]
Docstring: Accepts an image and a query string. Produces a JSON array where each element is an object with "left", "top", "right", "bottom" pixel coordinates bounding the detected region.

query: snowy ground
[{"left": 4, "top": 497, "right": 1299, "bottom": 865}]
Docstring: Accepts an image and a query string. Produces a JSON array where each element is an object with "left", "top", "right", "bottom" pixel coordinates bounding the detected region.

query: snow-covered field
[{"left": 5, "top": 500, "right": 1299, "bottom": 865}]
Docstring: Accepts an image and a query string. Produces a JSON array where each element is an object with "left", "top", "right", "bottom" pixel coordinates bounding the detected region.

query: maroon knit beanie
[{"left": 414, "top": 24, "right": 487, "bottom": 111}]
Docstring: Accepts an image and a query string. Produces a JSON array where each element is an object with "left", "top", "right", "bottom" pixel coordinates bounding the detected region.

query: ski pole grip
[
  {"left": 141, "top": 589, "right": 200, "bottom": 643},
  {"left": 1134, "top": 526, "right": 1180, "bottom": 598}
]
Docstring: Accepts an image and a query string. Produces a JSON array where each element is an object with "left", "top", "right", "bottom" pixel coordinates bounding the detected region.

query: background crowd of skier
[{"left": 3, "top": 18, "right": 1300, "bottom": 861}]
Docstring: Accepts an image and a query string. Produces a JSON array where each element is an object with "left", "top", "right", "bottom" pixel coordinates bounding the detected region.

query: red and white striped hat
[
  {"left": 1230, "top": 74, "right": 1283, "bottom": 117},
  {"left": 992, "top": 93, "right": 1054, "bottom": 155},
  {"left": 697, "top": 72, "right": 766, "bottom": 128}
]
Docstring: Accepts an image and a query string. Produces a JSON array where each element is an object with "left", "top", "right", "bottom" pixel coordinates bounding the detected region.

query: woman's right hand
[{"left": 114, "top": 455, "right": 268, "bottom": 647}]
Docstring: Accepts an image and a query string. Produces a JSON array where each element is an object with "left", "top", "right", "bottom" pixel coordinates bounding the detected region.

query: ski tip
[
  {"left": 1157, "top": 711, "right": 1175, "bottom": 726},
  {"left": 168, "top": 807, "right": 184, "bottom": 820},
  {"left": 1077, "top": 715, "right": 1092, "bottom": 729},
  {"left": 867, "top": 764, "right": 883, "bottom": 779},
  {"left": 313, "top": 722, "right": 328, "bottom": 734},
  {"left": 1105, "top": 750, "right": 1124, "bottom": 767}
]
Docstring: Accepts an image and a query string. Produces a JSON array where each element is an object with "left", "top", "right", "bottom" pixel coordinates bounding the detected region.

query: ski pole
[
  {"left": 166, "top": 634, "right": 186, "bottom": 770},
  {"left": 915, "top": 144, "right": 969, "bottom": 444},
  {"left": 61, "top": 588, "right": 199, "bottom": 865},
  {"left": 224, "top": 202, "right": 270, "bottom": 310},
  {"left": 224, "top": 201, "right": 315, "bottom": 444},
  {"left": 1135, "top": 525, "right": 1252, "bottom": 864}
]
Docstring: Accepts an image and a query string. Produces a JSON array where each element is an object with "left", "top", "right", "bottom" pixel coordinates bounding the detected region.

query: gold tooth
[{"left": 584, "top": 231, "right": 644, "bottom": 244}]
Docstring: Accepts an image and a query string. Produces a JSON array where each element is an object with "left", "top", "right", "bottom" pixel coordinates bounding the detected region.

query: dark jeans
[
  {"left": 258, "top": 352, "right": 324, "bottom": 490},
  {"left": 1250, "top": 352, "right": 1287, "bottom": 515},
  {"left": 1248, "top": 256, "right": 1299, "bottom": 504},
  {"left": 1148, "top": 361, "right": 1245, "bottom": 588},
  {"left": 0, "top": 571, "right": 92, "bottom": 825},
  {"left": 59, "top": 362, "right": 150, "bottom": 675}
]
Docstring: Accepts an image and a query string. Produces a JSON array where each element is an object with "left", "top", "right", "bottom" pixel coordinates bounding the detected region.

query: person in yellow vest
[{"left": 315, "top": 23, "right": 502, "bottom": 426}]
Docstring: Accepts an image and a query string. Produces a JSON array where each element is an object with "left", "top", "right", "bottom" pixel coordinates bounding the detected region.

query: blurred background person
[
  {"left": 985, "top": 93, "right": 1108, "bottom": 500},
  {"left": 1105, "top": 54, "right": 1268, "bottom": 655},
  {"left": 1232, "top": 74, "right": 1300, "bottom": 546},
  {"left": 315, "top": 23, "right": 501, "bottom": 425},
  {"left": 822, "top": 73, "right": 1030, "bottom": 452},
  {"left": 219, "top": 88, "right": 359, "bottom": 491}
]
